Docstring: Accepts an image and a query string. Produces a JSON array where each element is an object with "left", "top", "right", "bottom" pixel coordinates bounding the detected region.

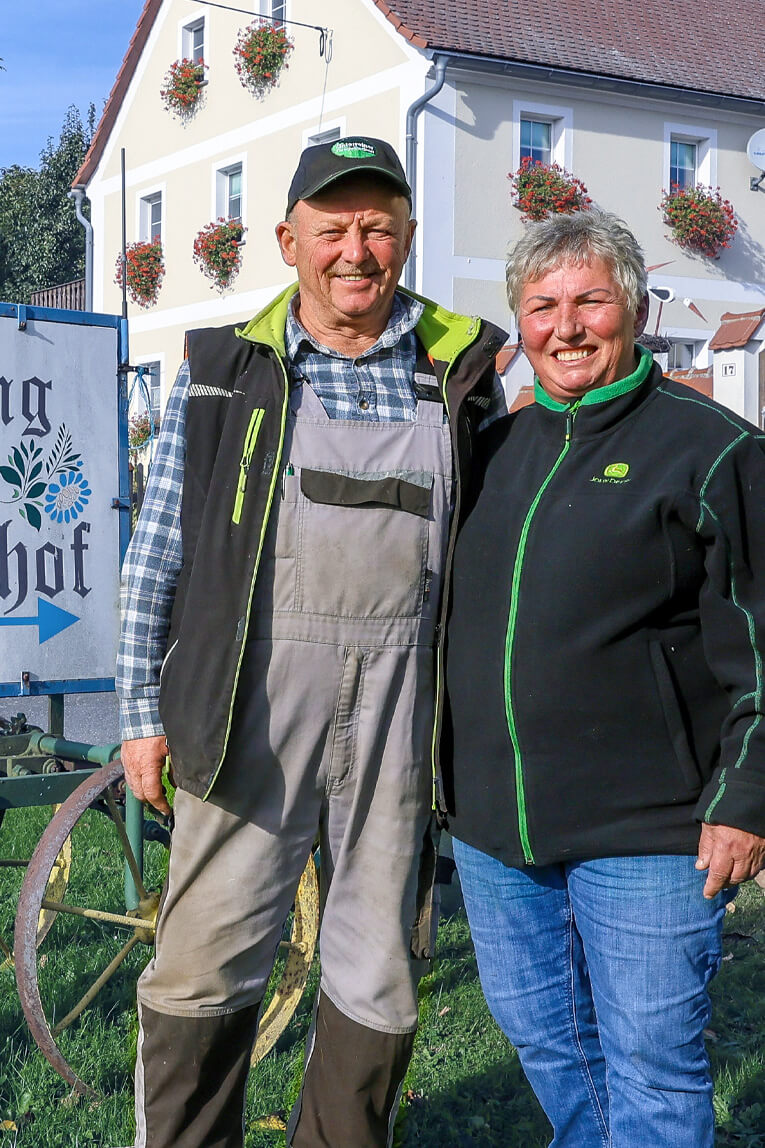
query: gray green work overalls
[{"left": 134, "top": 370, "right": 452, "bottom": 1147}]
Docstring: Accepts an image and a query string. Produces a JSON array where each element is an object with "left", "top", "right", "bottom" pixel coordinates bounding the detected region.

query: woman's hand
[{"left": 696, "top": 823, "right": 765, "bottom": 898}]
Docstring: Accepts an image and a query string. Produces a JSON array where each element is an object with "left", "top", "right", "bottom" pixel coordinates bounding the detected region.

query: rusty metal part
[
  {"left": 14, "top": 759, "right": 127, "bottom": 1097},
  {"left": 251, "top": 851, "right": 320, "bottom": 1064}
]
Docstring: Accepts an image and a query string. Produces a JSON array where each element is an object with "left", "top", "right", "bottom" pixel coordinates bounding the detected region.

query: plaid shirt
[{"left": 117, "top": 292, "right": 507, "bottom": 739}]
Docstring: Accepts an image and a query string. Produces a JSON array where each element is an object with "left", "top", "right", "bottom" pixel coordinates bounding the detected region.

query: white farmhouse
[{"left": 74, "top": 0, "right": 765, "bottom": 421}]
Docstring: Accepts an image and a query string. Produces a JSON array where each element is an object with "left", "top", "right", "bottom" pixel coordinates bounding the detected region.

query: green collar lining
[
  {"left": 533, "top": 344, "right": 653, "bottom": 410},
  {"left": 235, "top": 284, "right": 482, "bottom": 364}
]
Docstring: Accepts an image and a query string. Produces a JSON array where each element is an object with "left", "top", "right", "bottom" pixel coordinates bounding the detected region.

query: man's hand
[
  {"left": 121, "top": 734, "right": 171, "bottom": 815},
  {"left": 695, "top": 823, "right": 765, "bottom": 899}
]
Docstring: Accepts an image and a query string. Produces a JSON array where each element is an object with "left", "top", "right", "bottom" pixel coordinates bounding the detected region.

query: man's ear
[
  {"left": 404, "top": 218, "right": 417, "bottom": 262},
  {"left": 276, "top": 220, "right": 297, "bottom": 268},
  {"left": 634, "top": 292, "right": 650, "bottom": 338}
]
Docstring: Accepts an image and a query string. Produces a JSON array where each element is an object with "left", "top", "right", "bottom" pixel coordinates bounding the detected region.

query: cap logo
[{"left": 331, "top": 141, "right": 377, "bottom": 159}]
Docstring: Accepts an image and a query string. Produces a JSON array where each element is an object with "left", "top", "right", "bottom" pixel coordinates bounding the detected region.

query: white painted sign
[
  {"left": 722, "top": 363, "right": 737, "bottom": 377},
  {"left": 0, "top": 310, "right": 126, "bottom": 693}
]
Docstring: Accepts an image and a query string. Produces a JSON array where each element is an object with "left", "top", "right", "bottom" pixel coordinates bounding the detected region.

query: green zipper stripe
[
  {"left": 204, "top": 370, "right": 289, "bottom": 799},
  {"left": 232, "top": 407, "right": 266, "bottom": 524},
  {"left": 503, "top": 423, "right": 574, "bottom": 862},
  {"left": 656, "top": 385, "right": 753, "bottom": 436},
  {"left": 698, "top": 499, "right": 764, "bottom": 820}
]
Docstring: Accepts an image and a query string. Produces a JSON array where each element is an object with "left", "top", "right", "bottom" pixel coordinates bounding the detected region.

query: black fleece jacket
[{"left": 444, "top": 355, "right": 765, "bottom": 868}]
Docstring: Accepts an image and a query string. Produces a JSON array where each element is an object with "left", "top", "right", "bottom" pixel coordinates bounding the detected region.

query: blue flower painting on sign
[{"left": 44, "top": 469, "right": 92, "bottom": 524}]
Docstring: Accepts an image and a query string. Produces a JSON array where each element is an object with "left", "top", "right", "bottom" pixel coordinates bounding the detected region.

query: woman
[{"left": 444, "top": 210, "right": 765, "bottom": 1147}]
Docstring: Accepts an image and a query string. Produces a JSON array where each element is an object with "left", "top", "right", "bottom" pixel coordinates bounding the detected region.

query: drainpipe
[
  {"left": 405, "top": 55, "right": 449, "bottom": 291},
  {"left": 68, "top": 187, "right": 93, "bottom": 311}
]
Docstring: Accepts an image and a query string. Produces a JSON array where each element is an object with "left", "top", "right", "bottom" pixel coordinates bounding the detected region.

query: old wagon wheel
[
  {"left": 15, "top": 761, "right": 320, "bottom": 1095},
  {"left": 14, "top": 760, "right": 162, "bottom": 1097},
  {"left": 1, "top": 805, "right": 72, "bottom": 967}
]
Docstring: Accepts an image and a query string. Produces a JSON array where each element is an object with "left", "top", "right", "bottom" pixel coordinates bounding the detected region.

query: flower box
[
  {"left": 160, "top": 58, "right": 207, "bottom": 119},
  {"left": 193, "top": 219, "right": 247, "bottom": 290},
  {"left": 233, "top": 21, "right": 293, "bottom": 98},
  {"left": 115, "top": 240, "right": 165, "bottom": 308},
  {"left": 509, "top": 157, "right": 592, "bottom": 222},
  {"left": 660, "top": 184, "right": 738, "bottom": 258}
]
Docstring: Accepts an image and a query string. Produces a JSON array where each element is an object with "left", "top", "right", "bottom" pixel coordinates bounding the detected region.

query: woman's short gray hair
[{"left": 505, "top": 210, "right": 647, "bottom": 317}]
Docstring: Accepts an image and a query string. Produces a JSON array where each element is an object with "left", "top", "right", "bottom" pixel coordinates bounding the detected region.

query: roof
[
  {"left": 73, "top": 0, "right": 162, "bottom": 187},
  {"left": 75, "top": 0, "right": 765, "bottom": 190},
  {"left": 372, "top": 0, "right": 765, "bottom": 101},
  {"left": 708, "top": 308, "right": 765, "bottom": 351},
  {"left": 666, "top": 366, "right": 713, "bottom": 397}
]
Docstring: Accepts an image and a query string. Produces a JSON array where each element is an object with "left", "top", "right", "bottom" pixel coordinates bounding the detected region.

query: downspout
[
  {"left": 405, "top": 55, "right": 449, "bottom": 291},
  {"left": 68, "top": 187, "right": 93, "bottom": 311}
]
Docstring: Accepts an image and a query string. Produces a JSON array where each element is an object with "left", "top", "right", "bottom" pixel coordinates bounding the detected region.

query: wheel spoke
[
  {"left": 39, "top": 898, "right": 156, "bottom": 932},
  {"left": 52, "top": 934, "right": 142, "bottom": 1035},
  {"left": 104, "top": 787, "right": 148, "bottom": 902}
]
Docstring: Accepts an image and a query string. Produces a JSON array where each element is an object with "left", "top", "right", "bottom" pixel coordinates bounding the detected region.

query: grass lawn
[{"left": 2, "top": 805, "right": 765, "bottom": 1146}]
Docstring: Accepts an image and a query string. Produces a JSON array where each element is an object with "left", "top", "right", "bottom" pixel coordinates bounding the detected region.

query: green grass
[{"left": 2, "top": 806, "right": 765, "bottom": 1146}]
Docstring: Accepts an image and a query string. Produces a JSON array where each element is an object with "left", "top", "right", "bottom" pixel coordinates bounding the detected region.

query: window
[
  {"left": 667, "top": 340, "right": 696, "bottom": 370},
  {"left": 137, "top": 361, "right": 162, "bottom": 426},
  {"left": 520, "top": 119, "right": 552, "bottom": 166},
  {"left": 663, "top": 123, "right": 717, "bottom": 191},
  {"left": 260, "top": 0, "right": 286, "bottom": 25},
  {"left": 215, "top": 161, "right": 245, "bottom": 222},
  {"left": 302, "top": 119, "right": 346, "bottom": 150},
  {"left": 308, "top": 126, "right": 342, "bottom": 147},
  {"left": 513, "top": 100, "right": 573, "bottom": 173},
  {"left": 139, "top": 192, "right": 162, "bottom": 243},
  {"left": 182, "top": 17, "right": 205, "bottom": 63},
  {"left": 670, "top": 139, "right": 696, "bottom": 190}
]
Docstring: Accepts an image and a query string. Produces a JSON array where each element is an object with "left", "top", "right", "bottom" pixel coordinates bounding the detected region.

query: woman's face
[{"left": 518, "top": 257, "right": 648, "bottom": 404}]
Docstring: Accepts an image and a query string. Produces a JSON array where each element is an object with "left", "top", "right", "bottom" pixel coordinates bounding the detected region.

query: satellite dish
[
  {"left": 648, "top": 286, "right": 674, "bottom": 304},
  {"left": 747, "top": 129, "right": 765, "bottom": 172}
]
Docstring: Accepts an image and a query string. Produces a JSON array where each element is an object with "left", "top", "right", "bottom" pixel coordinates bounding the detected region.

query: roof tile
[{"left": 708, "top": 309, "right": 765, "bottom": 350}]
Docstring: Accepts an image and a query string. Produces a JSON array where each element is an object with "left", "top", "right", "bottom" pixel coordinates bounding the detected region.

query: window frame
[
  {"left": 136, "top": 185, "right": 165, "bottom": 246},
  {"left": 663, "top": 122, "right": 717, "bottom": 191},
  {"left": 302, "top": 118, "right": 346, "bottom": 150},
  {"left": 513, "top": 99, "right": 573, "bottom": 173},
  {"left": 212, "top": 155, "right": 248, "bottom": 229},
  {"left": 258, "top": 0, "right": 287, "bottom": 25},
  {"left": 133, "top": 356, "right": 165, "bottom": 428},
  {"left": 179, "top": 14, "right": 207, "bottom": 65}
]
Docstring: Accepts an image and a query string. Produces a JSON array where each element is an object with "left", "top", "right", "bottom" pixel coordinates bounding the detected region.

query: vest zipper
[
  {"left": 232, "top": 407, "right": 266, "bottom": 525},
  {"left": 205, "top": 375, "right": 288, "bottom": 799},
  {"left": 504, "top": 401, "right": 580, "bottom": 863}
]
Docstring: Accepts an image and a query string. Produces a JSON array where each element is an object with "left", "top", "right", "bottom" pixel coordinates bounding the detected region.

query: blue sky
[{"left": 0, "top": 0, "right": 147, "bottom": 170}]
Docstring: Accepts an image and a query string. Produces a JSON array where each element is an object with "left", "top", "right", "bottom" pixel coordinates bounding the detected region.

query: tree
[{"left": 0, "top": 105, "right": 95, "bottom": 303}]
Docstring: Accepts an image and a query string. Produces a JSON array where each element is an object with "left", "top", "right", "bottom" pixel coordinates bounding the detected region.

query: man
[{"left": 117, "top": 135, "right": 507, "bottom": 1148}]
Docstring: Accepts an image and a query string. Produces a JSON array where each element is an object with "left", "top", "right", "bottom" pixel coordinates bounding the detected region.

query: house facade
[{"left": 75, "top": 0, "right": 765, "bottom": 422}]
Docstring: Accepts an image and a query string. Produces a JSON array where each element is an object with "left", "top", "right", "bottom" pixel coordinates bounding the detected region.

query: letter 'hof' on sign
[{"left": 0, "top": 306, "right": 128, "bottom": 695}]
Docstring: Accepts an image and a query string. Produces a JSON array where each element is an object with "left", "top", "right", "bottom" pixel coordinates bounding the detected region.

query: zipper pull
[{"left": 565, "top": 400, "right": 581, "bottom": 442}]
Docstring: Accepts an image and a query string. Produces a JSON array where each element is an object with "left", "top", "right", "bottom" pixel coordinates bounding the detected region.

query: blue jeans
[{"left": 452, "top": 840, "right": 731, "bottom": 1147}]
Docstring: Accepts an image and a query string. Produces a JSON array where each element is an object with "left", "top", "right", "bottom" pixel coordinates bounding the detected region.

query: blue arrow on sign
[{"left": 0, "top": 598, "right": 80, "bottom": 643}]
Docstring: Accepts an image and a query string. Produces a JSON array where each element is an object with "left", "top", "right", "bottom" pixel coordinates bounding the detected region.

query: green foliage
[{"left": 0, "top": 105, "right": 96, "bottom": 303}]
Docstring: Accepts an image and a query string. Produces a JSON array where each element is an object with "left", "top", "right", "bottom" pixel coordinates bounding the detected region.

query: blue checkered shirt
[{"left": 117, "top": 291, "right": 507, "bottom": 739}]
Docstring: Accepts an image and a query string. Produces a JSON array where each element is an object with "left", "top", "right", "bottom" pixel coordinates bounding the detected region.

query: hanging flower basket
[
  {"left": 128, "top": 412, "right": 152, "bottom": 453},
  {"left": 233, "top": 20, "right": 293, "bottom": 98},
  {"left": 660, "top": 184, "right": 738, "bottom": 258},
  {"left": 193, "top": 218, "right": 247, "bottom": 290},
  {"left": 508, "top": 157, "right": 592, "bottom": 222},
  {"left": 160, "top": 58, "right": 207, "bottom": 119},
  {"left": 115, "top": 240, "right": 165, "bottom": 308}
]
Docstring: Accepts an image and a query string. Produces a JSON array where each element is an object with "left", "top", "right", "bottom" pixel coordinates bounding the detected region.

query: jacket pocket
[
  {"left": 232, "top": 407, "right": 265, "bottom": 525},
  {"left": 300, "top": 469, "right": 431, "bottom": 518},
  {"left": 648, "top": 638, "right": 702, "bottom": 793}
]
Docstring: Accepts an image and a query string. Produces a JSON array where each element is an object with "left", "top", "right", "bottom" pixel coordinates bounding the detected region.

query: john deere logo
[
  {"left": 604, "top": 462, "right": 630, "bottom": 479},
  {"left": 331, "top": 141, "right": 376, "bottom": 159}
]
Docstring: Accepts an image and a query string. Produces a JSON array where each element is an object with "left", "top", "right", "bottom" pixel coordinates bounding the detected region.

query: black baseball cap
[{"left": 286, "top": 136, "right": 412, "bottom": 216}]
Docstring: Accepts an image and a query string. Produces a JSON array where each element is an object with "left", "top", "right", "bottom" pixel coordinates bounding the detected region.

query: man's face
[{"left": 276, "top": 178, "right": 416, "bottom": 337}]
